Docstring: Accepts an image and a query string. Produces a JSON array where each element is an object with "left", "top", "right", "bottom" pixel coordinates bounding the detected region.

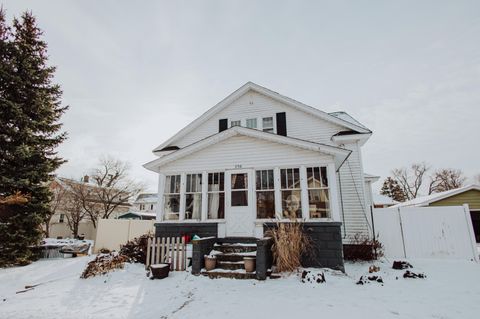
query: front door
[{"left": 225, "top": 169, "right": 254, "bottom": 237}]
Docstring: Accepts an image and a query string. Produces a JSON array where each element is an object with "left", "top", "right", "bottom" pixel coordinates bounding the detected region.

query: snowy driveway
[{"left": 1, "top": 256, "right": 479, "bottom": 318}]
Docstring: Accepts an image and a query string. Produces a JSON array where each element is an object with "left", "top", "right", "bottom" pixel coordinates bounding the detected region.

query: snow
[{"left": 1, "top": 257, "right": 480, "bottom": 318}]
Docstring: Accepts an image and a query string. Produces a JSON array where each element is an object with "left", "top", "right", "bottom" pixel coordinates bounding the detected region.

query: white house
[{"left": 144, "top": 82, "right": 374, "bottom": 247}]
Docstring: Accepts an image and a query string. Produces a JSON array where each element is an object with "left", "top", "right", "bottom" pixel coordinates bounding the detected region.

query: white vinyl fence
[
  {"left": 94, "top": 219, "right": 155, "bottom": 253},
  {"left": 373, "top": 205, "right": 478, "bottom": 261}
]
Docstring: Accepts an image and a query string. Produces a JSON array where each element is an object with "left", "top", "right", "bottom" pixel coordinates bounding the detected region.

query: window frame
[
  {"left": 262, "top": 116, "right": 275, "bottom": 133},
  {"left": 207, "top": 172, "right": 225, "bottom": 220},
  {"left": 246, "top": 118, "right": 257, "bottom": 129},
  {"left": 184, "top": 173, "right": 203, "bottom": 220},
  {"left": 306, "top": 166, "right": 331, "bottom": 219},
  {"left": 255, "top": 169, "right": 275, "bottom": 219},
  {"left": 163, "top": 174, "right": 181, "bottom": 221},
  {"left": 280, "top": 167, "right": 302, "bottom": 219}
]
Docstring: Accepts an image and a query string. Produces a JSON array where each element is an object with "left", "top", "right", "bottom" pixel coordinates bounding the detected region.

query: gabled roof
[
  {"left": 153, "top": 82, "right": 371, "bottom": 153},
  {"left": 144, "top": 126, "right": 352, "bottom": 173},
  {"left": 392, "top": 184, "right": 480, "bottom": 208}
]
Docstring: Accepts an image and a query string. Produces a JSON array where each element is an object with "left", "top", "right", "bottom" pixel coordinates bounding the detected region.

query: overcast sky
[{"left": 3, "top": 0, "right": 480, "bottom": 193}]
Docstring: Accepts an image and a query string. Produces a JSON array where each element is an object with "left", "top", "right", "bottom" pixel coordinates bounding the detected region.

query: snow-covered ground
[{"left": 1, "top": 257, "right": 479, "bottom": 319}]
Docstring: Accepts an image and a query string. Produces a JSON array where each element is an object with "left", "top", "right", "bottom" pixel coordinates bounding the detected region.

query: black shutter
[
  {"left": 276, "top": 112, "right": 287, "bottom": 136},
  {"left": 219, "top": 118, "right": 228, "bottom": 132}
]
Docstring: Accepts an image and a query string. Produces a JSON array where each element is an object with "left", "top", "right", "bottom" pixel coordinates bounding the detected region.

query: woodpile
[{"left": 80, "top": 253, "right": 128, "bottom": 279}]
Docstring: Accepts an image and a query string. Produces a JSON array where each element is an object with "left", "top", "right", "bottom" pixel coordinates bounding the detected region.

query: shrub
[
  {"left": 265, "top": 221, "right": 312, "bottom": 272},
  {"left": 343, "top": 233, "right": 384, "bottom": 261},
  {"left": 81, "top": 253, "right": 128, "bottom": 279}
]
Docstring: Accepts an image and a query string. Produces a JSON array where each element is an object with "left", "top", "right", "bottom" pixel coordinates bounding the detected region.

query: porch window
[
  {"left": 208, "top": 172, "right": 225, "bottom": 219},
  {"left": 262, "top": 117, "right": 274, "bottom": 133},
  {"left": 256, "top": 169, "right": 275, "bottom": 218},
  {"left": 231, "top": 120, "right": 241, "bottom": 127},
  {"left": 246, "top": 118, "right": 257, "bottom": 129},
  {"left": 185, "top": 173, "right": 202, "bottom": 220},
  {"left": 307, "top": 167, "right": 330, "bottom": 218},
  {"left": 280, "top": 168, "right": 301, "bottom": 219},
  {"left": 231, "top": 173, "right": 248, "bottom": 206},
  {"left": 164, "top": 175, "right": 181, "bottom": 220}
]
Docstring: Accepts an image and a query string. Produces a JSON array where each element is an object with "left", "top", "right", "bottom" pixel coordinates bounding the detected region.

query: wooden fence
[{"left": 146, "top": 237, "right": 187, "bottom": 271}]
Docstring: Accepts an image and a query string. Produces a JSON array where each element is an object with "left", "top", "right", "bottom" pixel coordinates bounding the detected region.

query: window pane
[
  {"left": 231, "top": 173, "right": 247, "bottom": 189},
  {"left": 281, "top": 169, "right": 287, "bottom": 189},
  {"left": 231, "top": 120, "right": 241, "bottom": 127},
  {"left": 164, "top": 195, "right": 180, "bottom": 220},
  {"left": 246, "top": 118, "right": 257, "bottom": 129},
  {"left": 308, "top": 189, "right": 330, "bottom": 218},
  {"left": 256, "top": 191, "right": 275, "bottom": 218},
  {"left": 263, "top": 117, "right": 273, "bottom": 128},
  {"left": 281, "top": 190, "right": 301, "bottom": 219},
  {"left": 208, "top": 192, "right": 225, "bottom": 219},
  {"left": 232, "top": 190, "right": 248, "bottom": 206},
  {"left": 321, "top": 167, "right": 328, "bottom": 187},
  {"left": 268, "top": 169, "right": 274, "bottom": 189},
  {"left": 174, "top": 175, "right": 180, "bottom": 193},
  {"left": 185, "top": 193, "right": 202, "bottom": 220}
]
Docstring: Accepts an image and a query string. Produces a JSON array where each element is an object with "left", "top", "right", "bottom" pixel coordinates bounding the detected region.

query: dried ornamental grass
[{"left": 266, "top": 221, "right": 312, "bottom": 273}]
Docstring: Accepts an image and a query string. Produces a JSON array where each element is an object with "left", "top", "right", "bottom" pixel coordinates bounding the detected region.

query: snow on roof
[
  {"left": 329, "top": 111, "right": 369, "bottom": 131},
  {"left": 364, "top": 173, "right": 380, "bottom": 182},
  {"left": 135, "top": 193, "right": 158, "bottom": 203},
  {"left": 373, "top": 193, "right": 398, "bottom": 205},
  {"left": 392, "top": 184, "right": 480, "bottom": 208}
]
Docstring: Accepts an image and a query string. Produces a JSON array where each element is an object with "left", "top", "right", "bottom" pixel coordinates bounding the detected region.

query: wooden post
[
  {"left": 146, "top": 237, "right": 152, "bottom": 269},
  {"left": 165, "top": 237, "right": 170, "bottom": 265},
  {"left": 155, "top": 237, "right": 161, "bottom": 264},
  {"left": 175, "top": 237, "right": 180, "bottom": 271},
  {"left": 170, "top": 237, "right": 175, "bottom": 270},
  {"left": 160, "top": 237, "right": 165, "bottom": 263}
]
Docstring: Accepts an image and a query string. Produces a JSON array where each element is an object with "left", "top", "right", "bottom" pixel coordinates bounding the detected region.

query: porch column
[
  {"left": 179, "top": 173, "right": 186, "bottom": 220},
  {"left": 201, "top": 171, "right": 208, "bottom": 221},
  {"left": 156, "top": 173, "right": 166, "bottom": 222},
  {"left": 274, "top": 167, "right": 282, "bottom": 219},
  {"left": 300, "top": 166, "right": 309, "bottom": 220},
  {"left": 327, "top": 163, "right": 341, "bottom": 222}
]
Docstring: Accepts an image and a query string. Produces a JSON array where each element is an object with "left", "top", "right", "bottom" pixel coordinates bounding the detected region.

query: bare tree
[
  {"left": 45, "top": 181, "right": 67, "bottom": 237},
  {"left": 81, "top": 157, "right": 143, "bottom": 227},
  {"left": 428, "top": 169, "right": 466, "bottom": 194},
  {"left": 63, "top": 182, "right": 88, "bottom": 238},
  {"left": 392, "top": 162, "right": 429, "bottom": 201}
]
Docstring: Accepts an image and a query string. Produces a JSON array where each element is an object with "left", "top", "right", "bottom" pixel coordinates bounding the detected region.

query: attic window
[
  {"left": 262, "top": 117, "right": 274, "bottom": 133},
  {"left": 246, "top": 118, "right": 257, "bottom": 129},
  {"left": 231, "top": 120, "right": 241, "bottom": 127}
]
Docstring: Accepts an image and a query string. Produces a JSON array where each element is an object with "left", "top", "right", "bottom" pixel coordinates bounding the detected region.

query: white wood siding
[
  {"left": 174, "top": 91, "right": 344, "bottom": 148},
  {"left": 160, "top": 135, "right": 334, "bottom": 173},
  {"left": 337, "top": 142, "right": 371, "bottom": 240}
]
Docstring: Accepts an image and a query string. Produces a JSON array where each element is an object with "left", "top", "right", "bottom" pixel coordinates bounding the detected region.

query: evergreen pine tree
[
  {"left": 0, "top": 11, "right": 67, "bottom": 266},
  {"left": 380, "top": 177, "right": 406, "bottom": 202}
]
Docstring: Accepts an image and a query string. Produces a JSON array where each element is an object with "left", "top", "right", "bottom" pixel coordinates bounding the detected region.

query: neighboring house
[
  {"left": 118, "top": 193, "right": 158, "bottom": 220},
  {"left": 144, "top": 82, "right": 375, "bottom": 268},
  {"left": 392, "top": 184, "right": 480, "bottom": 242},
  {"left": 48, "top": 177, "right": 131, "bottom": 239}
]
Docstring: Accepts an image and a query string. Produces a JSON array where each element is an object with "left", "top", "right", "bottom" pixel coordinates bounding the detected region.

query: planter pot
[
  {"left": 244, "top": 257, "right": 256, "bottom": 273},
  {"left": 204, "top": 256, "right": 217, "bottom": 271},
  {"left": 150, "top": 263, "right": 170, "bottom": 279}
]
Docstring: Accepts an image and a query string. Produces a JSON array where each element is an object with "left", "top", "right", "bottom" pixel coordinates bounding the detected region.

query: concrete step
[
  {"left": 213, "top": 243, "right": 257, "bottom": 254},
  {"left": 216, "top": 260, "right": 244, "bottom": 270},
  {"left": 215, "top": 252, "right": 256, "bottom": 262},
  {"left": 201, "top": 269, "right": 256, "bottom": 280}
]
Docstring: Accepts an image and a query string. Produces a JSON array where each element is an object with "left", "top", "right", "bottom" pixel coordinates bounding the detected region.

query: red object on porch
[{"left": 182, "top": 234, "right": 191, "bottom": 243}]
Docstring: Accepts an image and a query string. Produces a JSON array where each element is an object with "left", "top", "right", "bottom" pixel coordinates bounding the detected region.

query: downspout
[{"left": 338, "top": 173, "right": 347, "bottom": 238}]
